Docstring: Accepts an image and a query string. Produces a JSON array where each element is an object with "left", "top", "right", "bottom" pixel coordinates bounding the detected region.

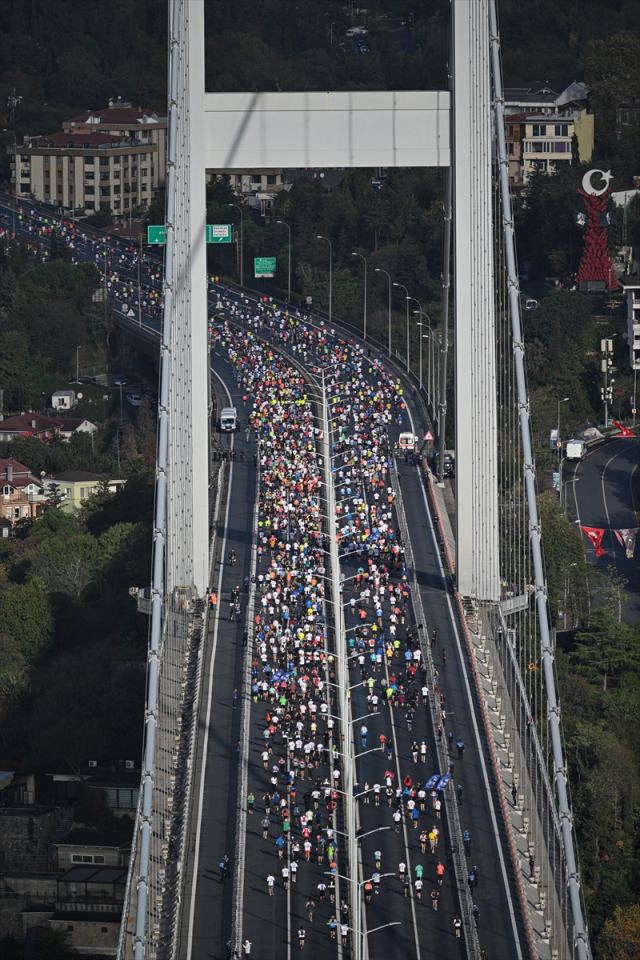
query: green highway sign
[
  {"left": 255, "top": 257, "right": 276, "bottom": 278},
  {"left": 147, "top": 224, "right": 232, "bottom": 245},
  {"left": 147, "top": 225, "right": 166, "bottom": 244},
  {"left": 206, "top": 223, "right": 232, "bottom": 243}
]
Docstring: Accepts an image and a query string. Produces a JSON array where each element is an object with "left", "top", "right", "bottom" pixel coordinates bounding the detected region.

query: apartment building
[
  {"left": 1, "top": 458, "right": 46, "bottom": 526},
  {"left": 505, "top": 108, "right": 593, "bottom": 186},
  {"left": 9, "top": 99, "right": 166, "bottom": 215},
  {"left": 11, "top": 132, "right": 157, "bottom": 214},
  {"left": 618, "top": 274, "right": 640, "bottom": 371},
  {"left": 63, "top": 99, "right": 167, "bottom": 186},
  {"left": 209, "top": 169, "right": 285, "bottom": 193}
]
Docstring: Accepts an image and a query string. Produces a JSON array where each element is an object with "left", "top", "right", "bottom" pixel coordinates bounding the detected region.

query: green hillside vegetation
[{"left": 0, "top": 464, "right": 153, "bottom": 790}]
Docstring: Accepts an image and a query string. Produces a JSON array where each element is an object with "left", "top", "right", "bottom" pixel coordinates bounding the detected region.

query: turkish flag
[
  {"left": 611, "top": 421, "right": 635, "bottom": 437},
  {"left": 580, "top": 526, "right": 606, "bottom": 557}
]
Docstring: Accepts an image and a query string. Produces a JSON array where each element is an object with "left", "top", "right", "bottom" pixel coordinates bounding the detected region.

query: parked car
[
  {"left": 126, "top": 393, "right": 143, "bottom": 407},
  {"left": 68, "top": 376, "right": 97, "bottom": 386},
  {"left": 113, "top": 376, "right": 128, "bottom": 386}
]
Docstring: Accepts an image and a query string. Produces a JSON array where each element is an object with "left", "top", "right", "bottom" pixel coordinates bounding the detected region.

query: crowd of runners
[
  {"left": 215, "top": 310, "right": 480, "bottom": 952},
  {"left": 0, "top": 205, "right": 164, "bottom": 320}
]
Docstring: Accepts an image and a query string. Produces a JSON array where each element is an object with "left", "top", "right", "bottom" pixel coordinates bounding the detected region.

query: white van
[
  {"left": 220, "top": 407, "right": 237, "bottom": 432},
  {"left": 565, "top": 439, "right": 586, "bottom": 460}
]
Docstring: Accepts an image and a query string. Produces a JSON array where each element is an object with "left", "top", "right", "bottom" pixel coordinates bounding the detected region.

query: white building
[
  {"left": 51, "top": 390, "right": 76, "bottom": 410},
  {"left": 618, "top": 274, "right": 640, "bottom": 371}
]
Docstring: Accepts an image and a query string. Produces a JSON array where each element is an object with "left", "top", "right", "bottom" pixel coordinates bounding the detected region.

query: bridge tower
[{"left": 168, "top": 0, "right": 500, "bottom": 602}]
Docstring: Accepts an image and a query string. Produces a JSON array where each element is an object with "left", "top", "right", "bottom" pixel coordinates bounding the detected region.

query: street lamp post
[
  {"left": 118, "top": 383, "right": 124, "bottom": 469},
  {"left": 138, "top": 233, "right": 144, "bottom": 328},
  {"left": 408, "top": 297, "right": 427, "bottom": 390},
  {"left": 326, "top": 871, "right": 397, "bottom": 960},
  {"left": 375, "top": 268, "right": 392, "bottom": 356},
  {"left": 393, "top": 282, "right": 410, "bottom": 372},
  {"left": 7, "top": 132, "right": 17, "bottom": 236},
  {"left": 317, "top": 235, "right": 332, "bottom": 326},
  {"left": 423, "top": 334, "right": 439, "bottom": 415},
  {"left": 557, "top": 398, "right": 570, "bottom": 460},
  {"left": 351, "top": 252, "right": 367, "bottom": 341},
  {"left": 228, "top": 202, "right": 244, "bottom": 288},
  {"left": 277, "top": 220, "right": 292, "bottom": 304},
  {"left": 76, "top": 345, "right": 82, "bottom": 383}
]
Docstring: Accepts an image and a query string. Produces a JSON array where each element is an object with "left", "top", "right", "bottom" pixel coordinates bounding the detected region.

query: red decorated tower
[{"left": 576, "top": 186, "right": 616, "bottom": 290}]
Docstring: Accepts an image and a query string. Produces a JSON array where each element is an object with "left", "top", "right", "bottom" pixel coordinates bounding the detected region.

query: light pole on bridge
[
  {"left": 393, "top": 282, "right": 410, "bottom": 373},
  {"left": 228, "top": 202, "right": 244, "bottom": 289},
  {"left": 351, "top": 251, "right": 367, "bottom": 341},
  {"left": 375, "top": 267, "right": 392, "bottom": 356},
  {"left": 277, "top": 219, "right": 292, "bottom": 305},
  {"left": 317, "top": 235, "right": 333, "bottom": 326}
]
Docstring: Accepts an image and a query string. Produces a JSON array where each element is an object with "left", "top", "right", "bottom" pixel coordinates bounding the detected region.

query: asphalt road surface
[
  {"left": 180, "top": 320, "right": 527, "bottom": 959},
  {"left": 564, "top": 437, "right": 640, "bottom": 622}
]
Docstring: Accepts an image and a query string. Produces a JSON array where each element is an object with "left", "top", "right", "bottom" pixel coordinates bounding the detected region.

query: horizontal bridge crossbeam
[{"left": 203, "top": 90, "right": 450, "bottom": 169}]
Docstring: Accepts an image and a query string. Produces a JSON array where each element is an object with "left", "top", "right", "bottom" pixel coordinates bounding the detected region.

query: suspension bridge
[{"left": 115, "top": 2, "right": 592, "bottom": 958}]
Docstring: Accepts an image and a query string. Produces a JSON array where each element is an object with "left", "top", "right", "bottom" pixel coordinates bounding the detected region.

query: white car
[{"left": 126, "top": 393, "right": 143, "bottom": 406}]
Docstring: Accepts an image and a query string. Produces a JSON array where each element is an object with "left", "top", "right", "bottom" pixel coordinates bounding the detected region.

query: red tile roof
[
  {"left": 0, "top": 458, "right": 43, "bottom": 489},
  {"left": 29, "top": 132, "right": 133, "bottom": 148},
  {"left": 67, "top": 106, "right": 165, "bottom": 124},
  {"left": 0, "top": 413, "right": 62, "bottom": 435}
]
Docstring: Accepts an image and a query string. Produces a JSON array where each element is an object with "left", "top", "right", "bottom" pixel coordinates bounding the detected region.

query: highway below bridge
[{"left": 564, "top": 437, "right": 640, "bottom": 623}]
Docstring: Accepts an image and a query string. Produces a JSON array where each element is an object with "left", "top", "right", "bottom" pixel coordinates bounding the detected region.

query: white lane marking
[
  {"left": 382, "top": 659, "right": 421, "bottom": 959},
  {"left": 601, "top": 440, "right": 640, "bottom": 563},
  {"left": 631, "top": 457, "right": 639, "bottom": 516},
  {"left": 186, "top": 465, "right": 233, "bottom": 960},
  {"left": 404, "top": 403, "right": 523, "bottom": 960},
  {"left": 186, "top": 364, "right": 234, "bottom": 960}
]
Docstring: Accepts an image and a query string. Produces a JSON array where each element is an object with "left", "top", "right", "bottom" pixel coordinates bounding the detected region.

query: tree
[
  {"left": 90, "top": 290, "right": 115, "bottom": 347},
  {"left": 29, "top": 533, "right": 101, "bottom": 602},
  {"left": 120, "top": 423, "right": 142, "bottom": 469},
  {"left": 28, "top": 642, "right": 144, "bottom": 778},
  {"left": 597, "top": 904, "right": 640, "bottom": 960},
  {"left": 0, "top": 330, "right": 48, "bottom": 413},
  {"left": 45, "top": 482, "right": 65, "bottom": 510},
  {"left": 42, "top": 928, "right": 80, "bottom": 959},
  {"left": 572, "top": 608, "right": 640, "bottom": 689},
  {"left": 581, "top": 32, "right": 640, "bottom": 140},
  {"left": 83, "top": 207, "right": 114, "bottom": 229},
  {"left": 0, "top": 580, "right": 54, "bottom": 659},
  {"left": 135, "top": 397, "right": 156, "bottom": 466}
]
